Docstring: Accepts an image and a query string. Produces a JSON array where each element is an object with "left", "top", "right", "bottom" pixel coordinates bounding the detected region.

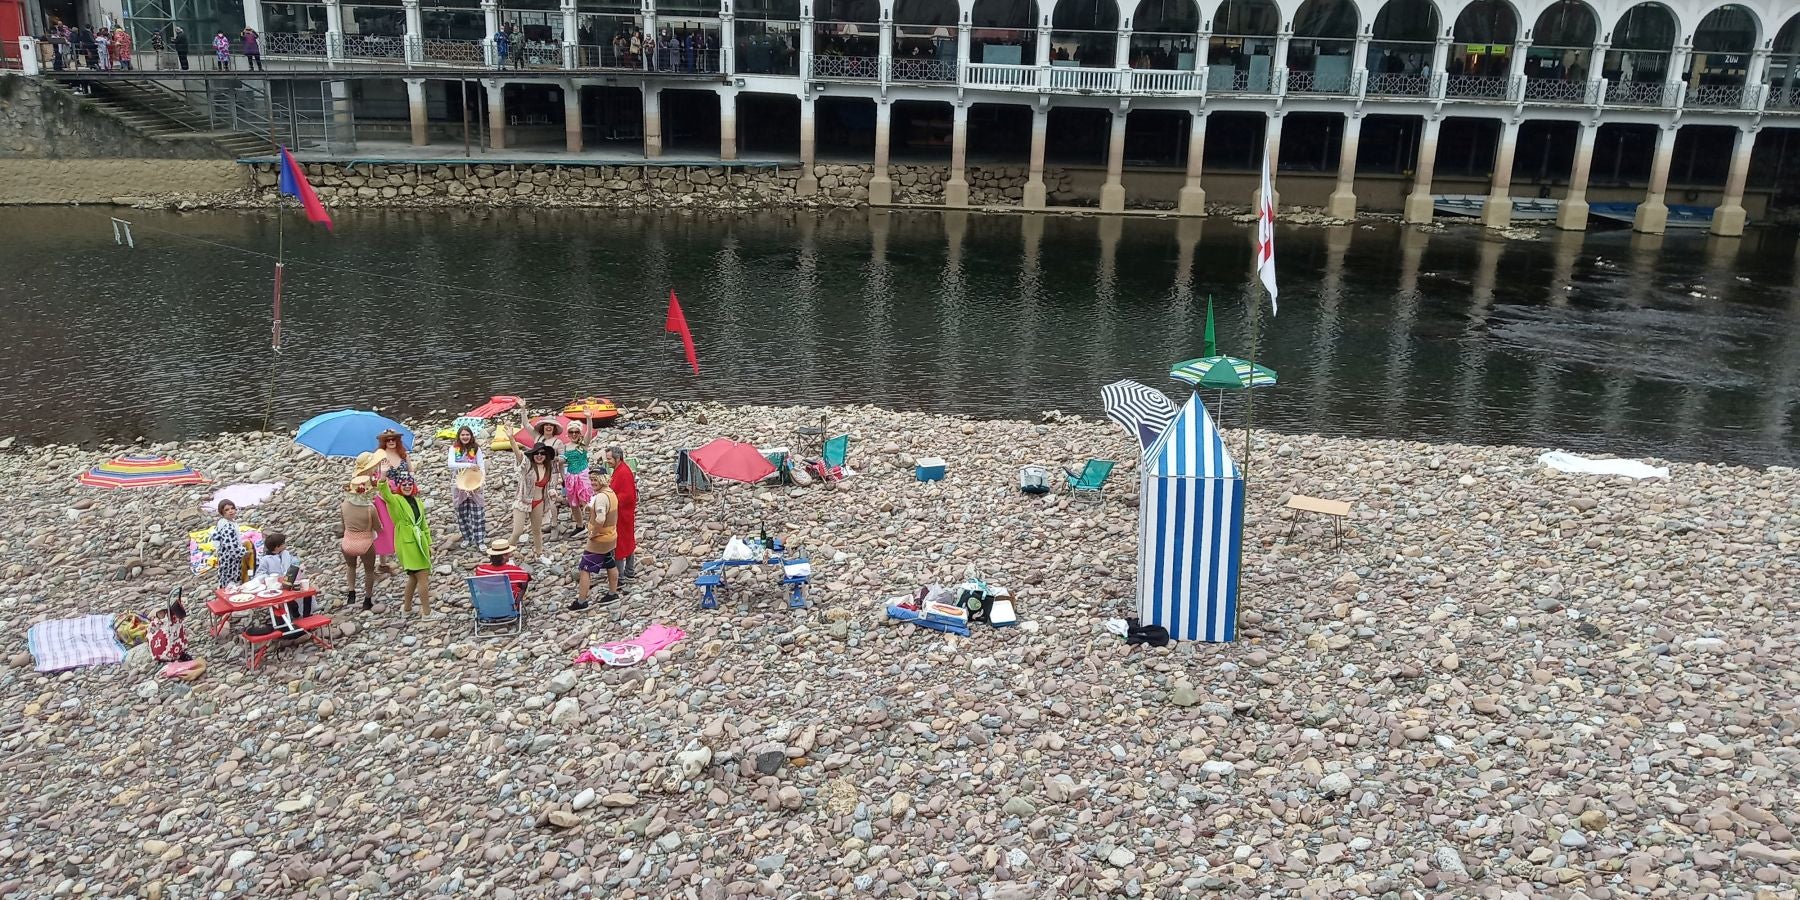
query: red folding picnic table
[{"left": 207, "top": 586, "right": 334, "bottom": 670}]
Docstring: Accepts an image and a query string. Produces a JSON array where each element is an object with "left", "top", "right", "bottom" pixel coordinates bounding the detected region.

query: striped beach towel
[{"left": 28, "top": 615, "right": 127, "bottom": 673}]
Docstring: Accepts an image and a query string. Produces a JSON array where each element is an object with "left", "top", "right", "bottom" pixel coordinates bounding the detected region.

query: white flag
[{"left": 1256, "top": 149, "right": 1278, "bottom": 315}]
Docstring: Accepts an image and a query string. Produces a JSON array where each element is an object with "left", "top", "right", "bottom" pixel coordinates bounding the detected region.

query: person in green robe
[{"left": 378, "top": 469, "right": 434, "bottom": 617}]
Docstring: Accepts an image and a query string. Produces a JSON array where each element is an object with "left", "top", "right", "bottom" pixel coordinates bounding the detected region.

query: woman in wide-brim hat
[
  {"left": 340, "top": 474, "right": 380, "bottom": 610},
  {"left": 446, "top": 424, "right": 487, "bottom": 549},
  {"left": 357, "top": 450, "right": 398, "bottom": 574}
]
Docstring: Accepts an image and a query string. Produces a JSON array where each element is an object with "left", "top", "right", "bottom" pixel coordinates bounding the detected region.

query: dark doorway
[
  {"left": 816, "top": 96, "right": 876, "bottom": 160},
  {"left": 1512, "top": 119, "right": 1577, "bottom": 189},
  {"left": 1203, "top": 111, "right": 1267, "bottom": 171},
  {"left": 1669, "top": 124, "right": 1735, "bottom": 186},
  {"left": 1279, "top": 111, "right": 1344, "bottom": 173},
  {"left": 1123, "top": 108, "right": 1186, "bottom": 167},
  {"left": 1436, "top": 116, "right": 1499, "bottom": 177},
  {"left": 1592, "top": 122, "right": 1656, "bottom": 185},
  {"left": 1356, "top": 114, "right": 1422, "bottom": 174},
  {"left": 585, "top": 86, "right": 644, "bottom": 150},
  {"left": 739, "top": 93, "right": 800, "bottom": 155},
  {"left": 502, "top": 83, "right": 567, "bottom": 149},
  {"left": 892, "top": 100, "right": 953, "bottom": 161},
  {"left": 662, "top": 88, "right": 721, "bottom": 154},
  {"left": 967, "top": 102, "right": 1032, "bottom": 162},
  {"left": 1045, "top": 106, "right": 1109, "bottom": 164}
]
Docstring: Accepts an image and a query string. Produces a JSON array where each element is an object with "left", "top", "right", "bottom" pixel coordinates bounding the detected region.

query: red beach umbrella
[{"left": 688, "top": 439, "right": 776, "bottom": 485}]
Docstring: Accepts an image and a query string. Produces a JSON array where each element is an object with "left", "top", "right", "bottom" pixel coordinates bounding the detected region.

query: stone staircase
[{"left": 76, "top": 78, "right": 273, "bottom": 157}]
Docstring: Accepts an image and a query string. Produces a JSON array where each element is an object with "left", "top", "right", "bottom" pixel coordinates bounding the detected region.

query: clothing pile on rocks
[{"left": 885, "top": 577, "right": 1018, "bottom": 637}]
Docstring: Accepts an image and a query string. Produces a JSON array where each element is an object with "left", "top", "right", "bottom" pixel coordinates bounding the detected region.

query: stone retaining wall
[{"left": 239, "top": 161, "right": 1078, "bottom": 210}]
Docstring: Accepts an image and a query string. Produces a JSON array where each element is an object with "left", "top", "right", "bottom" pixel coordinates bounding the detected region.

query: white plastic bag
[{"left": 722, "top": 537, "right": 755, "bottom": 561}]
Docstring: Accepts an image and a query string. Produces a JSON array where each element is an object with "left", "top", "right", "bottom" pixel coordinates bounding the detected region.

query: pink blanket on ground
[{"left": 576, "top": 624, "right": 686, "bottom": 667}]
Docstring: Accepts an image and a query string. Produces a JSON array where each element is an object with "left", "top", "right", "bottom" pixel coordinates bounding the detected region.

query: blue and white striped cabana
[{"left": 1135, "top": 393, "right": 1244, "bottom": 643}]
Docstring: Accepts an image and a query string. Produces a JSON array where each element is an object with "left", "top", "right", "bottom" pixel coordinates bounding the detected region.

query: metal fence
[
  {"left": 1605, "top": 79, "right": 1675, "bottom": 107},
  {"left": 1365, "top": 71, "right": 1430, "bottom": 97},
  {"left": 889, "top": 56, "right": 955, "bottom": 82},
  {"left": 1444, "top": 74, "right": 1512, "bottom": 100},
  {"left": 810, "top": 54, "right": 880, "bottom": 79},
  {"left": 1286, "top": 68, "right": 1352, "bottom": 94}
]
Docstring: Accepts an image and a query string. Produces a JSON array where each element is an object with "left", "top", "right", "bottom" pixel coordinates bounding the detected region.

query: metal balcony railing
[
  {"left": 265, "top": 32, "right": 327, "bottom": 56},
  {"left": 1286, "top": 68, "right": 1353, "bottom": 94},
  {"left": 810, "top": 54, "right": 880, "bottom": 79},
  {"left": 1366, "top": 71, "right": 1430, "bottom": 97},
  {"left": 1685, "top": 83, "right": 1745, "bottom": 109},
  {"left": 342, "top": 33, "right": 405, "bottom": 60},
  {"left": 421, "top": 38, "right": 483, "bottom": 65},
  {"left": 1770, "top": 86, "right": 1800, "bottom": 110},
  {"left": 1444, "top": 74, "right": 1512, "bottom": 100},
  {"left": 1605, "top": 79, "right": 1675, "bottom": 107},
  {"left": 889, "top": 56, "right": 955, "bottom": 82},
  {"left": 1523, "top": 77, "right": 1596, "bottom": 103}
]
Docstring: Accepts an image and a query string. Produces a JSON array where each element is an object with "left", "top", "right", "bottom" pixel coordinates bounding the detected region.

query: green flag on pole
[{"left": 1203, "top": 294, "right": 1218, "bottom": 358}]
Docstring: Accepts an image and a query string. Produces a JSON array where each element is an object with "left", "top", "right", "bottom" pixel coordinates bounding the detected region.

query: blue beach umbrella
[{"left": 294, "top": 409, "right": 414, "bottom": 458}]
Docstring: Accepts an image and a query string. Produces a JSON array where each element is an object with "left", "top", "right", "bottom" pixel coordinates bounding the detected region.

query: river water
[{"left": 1, "top": 207, "right": 1795, "bottom": 467}]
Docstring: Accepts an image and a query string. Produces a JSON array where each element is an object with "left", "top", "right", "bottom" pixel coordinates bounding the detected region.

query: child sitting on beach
[{"left": 254, "top": 532, "right": 311, "bottom": 630}]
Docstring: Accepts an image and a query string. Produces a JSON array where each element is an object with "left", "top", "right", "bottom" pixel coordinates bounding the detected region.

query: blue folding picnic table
[{"left": 695, "top": 537, "right": 809, "bottom": 610}]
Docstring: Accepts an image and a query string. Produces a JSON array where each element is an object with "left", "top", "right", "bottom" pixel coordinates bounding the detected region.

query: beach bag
[{"left": 1019, "top": 465, "right": 1050, "bottom": 495}]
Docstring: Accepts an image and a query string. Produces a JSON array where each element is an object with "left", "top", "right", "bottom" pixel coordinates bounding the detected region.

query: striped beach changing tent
[{"left": 1136, "top": 393, "right": 1244, "bottom": 643}]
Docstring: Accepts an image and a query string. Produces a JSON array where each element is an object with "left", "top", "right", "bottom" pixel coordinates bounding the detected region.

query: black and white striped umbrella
[{"left": 1101, "top": 379, "right": 1178, "bottom": 452}]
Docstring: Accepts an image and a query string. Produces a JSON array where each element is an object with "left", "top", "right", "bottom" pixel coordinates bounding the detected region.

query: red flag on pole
[{"left": 665, "top": 290, "right": 700, "bottom": 375}]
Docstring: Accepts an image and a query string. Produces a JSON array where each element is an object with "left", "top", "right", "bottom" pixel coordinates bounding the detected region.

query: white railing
[
  {"left": 963, "top": 62, "right": 1038, "bottom": 89},
  {"left": 1606, "top": 79, "right": 1675, "bottom": 107},
  {"left": 1048, "top": 65, "right": 1119, "bottom": 92},
  {"left": 1128, "top": 68, "right": 1203, "bottom": 93},
  {"left": 1770, "top": 86, "right": 1800, "bottom": 110},
  {"left": 1444, "top": 74, "right": 1512, "bottom": 100},
  {"left": 1365, "top": 71, "right": 1430, "bottom": 96},
  {"left": 810, "top": 54, "right": 880, "bottom": 79},
  {"left": 1685, "top": 83, "right": 1745, "bottom": 109},
  {"left": 889, "top": 56, "right": 955, "bottom": 82},
  {"left": 265, "top": 32, "right": 327, "bottom": 56}
]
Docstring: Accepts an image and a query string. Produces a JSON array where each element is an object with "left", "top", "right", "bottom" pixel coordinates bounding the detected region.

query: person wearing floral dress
[
  {"left": 112, "top": 29, "right": 133, "bottom": 70},
  {"left": 212, "top": 31, "right": 231, "bottom": 70}
]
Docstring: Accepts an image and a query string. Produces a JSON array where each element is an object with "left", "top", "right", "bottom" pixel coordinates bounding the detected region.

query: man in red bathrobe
[{"left": 606, "top": 447, "right": 638, "bottom": 580}]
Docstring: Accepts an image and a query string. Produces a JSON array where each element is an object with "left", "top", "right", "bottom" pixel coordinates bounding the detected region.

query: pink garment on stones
[
  {"left": 372, "top": 494, "right": 396, "bottom": 556},
  {"left": 575, "top": 623, "right": 686, "bottom": 667}
]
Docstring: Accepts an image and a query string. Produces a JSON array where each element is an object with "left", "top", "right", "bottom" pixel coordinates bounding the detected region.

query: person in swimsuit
[
  {"left": 569, "top": 482, "right": 619, "bottom": 611},
  {"left": 528, "top": 419, "right": 569, "bottom": 533},
  {"left": 340, "top": 475, "right": 379, "bottom": 610},
  {"left": 509, "top": 444, "right": 556, "bottom": 562}
]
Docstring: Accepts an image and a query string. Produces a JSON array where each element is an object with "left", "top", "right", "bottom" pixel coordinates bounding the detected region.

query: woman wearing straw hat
[
  {"left": 446, "top": 425, "right": 488, "bottom": 550},
  {"left": 356, "top": 450, "right": 398, "bottom": 576},
  {"left": 340, "top": 474, "right": 380, "bottom": 610}
]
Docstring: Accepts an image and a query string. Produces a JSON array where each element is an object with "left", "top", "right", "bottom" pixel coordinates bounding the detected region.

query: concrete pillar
[
  {"left": 481, "top": 0, "right": 499, "bottom": 66},
  {"left": 799, "top": 11, "right": 813, "bottom": 78},
  {"left": 869, "top": 99, "right": 893, "bottom": 205},
  {"left": 1351, "top": 32, "right": 1368, "bottom": 90},
  {"left": 406, "top": 77, "right": 429, "bottom": 146},
  {"left": 1252, "top": 112, "right": 1282, "bottom": 210},
  {"left": 1402, "top": 114, "right": 1441, "bottom": 223},
  {"left": 945, "top": 101, "right": 969, "bottom": 207},
  {"left": 1023, "top": 104, "right": 1049, "bottom": 209},
  {"left": 486, "top": 79, "right": 506, "bottom": 149},
  {"left": 719, "top": 10, "right": 735, "bottom": 74},
  {"left": 797, "top": 95, "right": 818, "bottom": 195},
  {"left": 563, "top": 80, "right": 583, "bottom": 152},
  {"left": 1328, "top": 112, "right": 1360, "bottom": 219},
  {"left": 402, "top": 0, "right": 423, "bottom": 63},
  {"left": 1710, "top": 125, "right": 1757, "bottom": 237},
  {"left": 1430, "top": 33, "right": 1447, "bottom": 80},
  {"left": 1632, "top": 123, "right": 1676, "bottom": 234},
  {"left": 326, "top": 0, "right": 346, "bottom": 60},
  {"left": 1114, "top": 27, "right": 1131, "bottom": 70},
  {"left": 719, "top": 89, "right": 737, "bottom": 161},
  {"left": 1035, "top": 17, "right": 1051, "bottom": 67},
  {"left": 561, "top": 0, "right": 578, "bottom": 68},
  {"left": 1555, "top": 120, "right": 1597, "bottom": 231},
  {"left": 1481, "top": 118, "right": 1520, "bottom": 228},
  {"left": 642, "top": 86, "right": 662, "bottom": 158},
  {"left": 245, "top": 0, "right": 266, "bottom": 33},
  {"left": 878, "top": 9, "right": 892, "bottom": 81},
  {"left": 1178, "top": 110, "right": 1207, "bottom": 215},
  {"left": 1273, "top": 28, "right": 1290, "bottom": 91},
  {"left": 956, "top": 16, "right": 970, "bottom": 73},
  {"left": 1099, "top": 104, "right": 1127, "bottom": 212},
  {"left": 1667, "top": 43, "right": 1690, "bottom": 100}
]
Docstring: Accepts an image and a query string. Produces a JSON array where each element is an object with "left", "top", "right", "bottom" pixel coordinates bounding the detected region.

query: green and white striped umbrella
[{"left": 1169, "top": 356, "right": 1279, "bottom": 390}]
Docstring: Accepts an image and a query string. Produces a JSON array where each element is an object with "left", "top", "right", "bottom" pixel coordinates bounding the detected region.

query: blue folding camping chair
[{"left": 468, "top": 574, "right": 523, "bottom": 637}]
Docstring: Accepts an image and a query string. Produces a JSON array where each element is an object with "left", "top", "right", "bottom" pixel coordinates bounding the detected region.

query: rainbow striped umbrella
[{"left": 77, "top": 454, "right": 208, "bottom": 489}]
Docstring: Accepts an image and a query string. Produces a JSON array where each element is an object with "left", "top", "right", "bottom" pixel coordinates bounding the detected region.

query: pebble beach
[{"left": 2, "top": 401, "right": 1797, "bottom": 900}]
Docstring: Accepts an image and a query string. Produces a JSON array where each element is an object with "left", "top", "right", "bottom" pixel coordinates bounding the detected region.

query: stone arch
[
  {"left": 1134, "top": 0, "right": 1201, "bottom": 32},
  {"left": 1366, "top": 0, "right": 1440, "bottom": 92},
  {"left": 1530, "top": 0, "right": 1597, "bottom": 46},
  {"left": 1288, "top": 0, "right": 1359, "bottom": 90},
  {"left": 1210, "top": 0, "right": 1279, "bottom": 34},
  {"left": 1371, "top": 0, "right": 1441, "bottom": 42},
  {"left": 1769, "top": 13, "right": 1800, "bottom": 104},
  {"left": 1207, "top": 0, "right": 1281, "bottom": 90},
  {"left": 1609, "top": 2, "right": 1678, "bottom": 51},
  {"left": 1292, "top": 0, "right": 1358, "bottom": 36},
  {"left": 1685, "top": 4, "right": 1759, "bottom": 105},
  {"left": 1692, "top": 3, "right": 1759, "bottom": 52},
  {"left": 895, "top": 0, "right": 961, "bottom": 22},
  {"left": 1447, "top": 0, "right": 1515, "bottom": 78},
  {"left": 1521, "top": 0, "right": 1598, "bottom": 93}
]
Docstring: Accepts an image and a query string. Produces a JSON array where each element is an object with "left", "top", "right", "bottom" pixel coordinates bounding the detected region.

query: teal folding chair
[
  {"left": 822, "top": 434, "right": 849, "bottom": 469},
  {"left": 1064, "top": 459, "right": 1115, "bottom": 505}
]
